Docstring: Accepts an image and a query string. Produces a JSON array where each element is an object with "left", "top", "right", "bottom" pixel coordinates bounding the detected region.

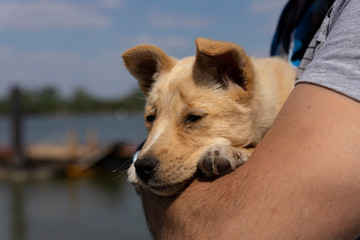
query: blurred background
[{"left": 0, "top": 0, "right": 287, "bottom": 239}]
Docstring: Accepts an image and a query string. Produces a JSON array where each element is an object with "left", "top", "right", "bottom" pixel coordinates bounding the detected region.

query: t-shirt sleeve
[{"left": 296, "top": 0, "right": 360, "bottom": 102}]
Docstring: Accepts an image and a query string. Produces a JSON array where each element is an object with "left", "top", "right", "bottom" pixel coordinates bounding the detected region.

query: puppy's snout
[{"left": 134, "top": 157, "right": 158, "bottom": 183}]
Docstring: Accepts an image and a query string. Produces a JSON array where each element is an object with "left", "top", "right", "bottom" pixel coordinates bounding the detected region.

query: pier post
[
  {"left": 11, "top": 86, "right": 25, "bottom": 169},
  {"left": 67, "top": 130, "right": 78, "bottom": 160}
]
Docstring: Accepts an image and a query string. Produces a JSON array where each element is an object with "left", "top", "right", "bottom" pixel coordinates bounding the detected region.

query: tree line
[{"left": 0, "top": 87, "right": 146, "bottom": 115}]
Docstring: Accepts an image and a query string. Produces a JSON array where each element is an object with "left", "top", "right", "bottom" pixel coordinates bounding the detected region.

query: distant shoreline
[
  {"left": 0, "top": 86, "right": 145, "bottom": 115},
  {"left": 0, "top": 110, "right": 144, "bottom": 118},
  {"left": 0, "top": 114, "right": 147, "bottom": 147}
]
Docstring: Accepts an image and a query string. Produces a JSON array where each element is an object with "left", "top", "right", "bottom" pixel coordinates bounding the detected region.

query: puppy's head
[{"left": 122, "top": 38, "right": 255, "bottom": 196}]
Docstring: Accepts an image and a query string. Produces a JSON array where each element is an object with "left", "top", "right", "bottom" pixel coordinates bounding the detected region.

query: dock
[
  {"left": 0, "top": 141, "right": 136, "bottom": 179},
  {"left": 0, "top": 86, "right": 137, "bottom": 180}
]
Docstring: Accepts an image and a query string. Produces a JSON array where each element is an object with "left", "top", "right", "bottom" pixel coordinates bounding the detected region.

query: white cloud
[
  {"left": 0, "top": 46, "right": 136, "bottom": 98},
  {"left": 85, "top": 0, "right": 124, "bottom": 10},
  {"left": 100, "top": 0, "right": 124, "bottom": 8},
  {"left": 123, "top": 34, "right": 193, "bottom": 55},
  {"left": 245, "top": 0, "right": 287, "bottom": 38},
  {"left": 0, "top": 1, "right": 116, "bottom": 31},
  {"left": 249, "top": 0, "right": 288, "bottom": 15},
  {"left": 147, "top": 11, "right": 214, "bottom": 30}
]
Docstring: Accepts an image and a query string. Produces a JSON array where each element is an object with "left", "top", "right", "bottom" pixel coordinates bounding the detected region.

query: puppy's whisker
[{"left": 111, "top": 158, "right": 132, "bottom": 174}]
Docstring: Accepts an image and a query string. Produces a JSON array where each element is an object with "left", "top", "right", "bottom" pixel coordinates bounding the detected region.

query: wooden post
[
  {"left": 67, "top": 130, "right": 78, "bottom": 160},
  {"left": 11, "top": 86, "right": 25, "bottom": 169},
  {"left": 86, "top": 129, "right": 98, "bottom": 150}
]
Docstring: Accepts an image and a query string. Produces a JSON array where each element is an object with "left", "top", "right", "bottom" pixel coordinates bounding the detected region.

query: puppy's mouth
[{"left": 146, "top": 180, "right": 192, "bottom": 196}]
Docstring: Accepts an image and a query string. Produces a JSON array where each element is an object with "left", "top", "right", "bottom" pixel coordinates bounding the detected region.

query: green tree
[
  {"left": 0, "top": 86, "right": 146, "bottom": 115},
  {"left": 67, "top": 88, "right": 101, "bottom": 112},
  {"left": 111, "top": 90, "right": 145, "bottom": 112}
]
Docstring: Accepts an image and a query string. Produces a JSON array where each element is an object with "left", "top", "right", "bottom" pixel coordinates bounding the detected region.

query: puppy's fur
[{"left": 122, "top": 38, "right": 295, "bottom": 196}]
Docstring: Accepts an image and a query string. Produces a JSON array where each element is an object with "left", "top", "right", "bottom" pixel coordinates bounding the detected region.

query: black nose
[{"left": 134, "top": 157, "right": 158, "bottom": 183}]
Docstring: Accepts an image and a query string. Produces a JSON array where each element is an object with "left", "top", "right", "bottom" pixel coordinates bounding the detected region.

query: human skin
[{"left": 139, "top": 83, "right": 360, "bottom": 240}]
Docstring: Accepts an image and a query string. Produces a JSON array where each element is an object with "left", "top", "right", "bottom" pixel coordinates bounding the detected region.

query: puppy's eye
[
  {"left": 146, "top": 114, "right": 156, "bottom": 123},
  {"left": 185, "top": 114, "right": 202, "bottom": 123}
]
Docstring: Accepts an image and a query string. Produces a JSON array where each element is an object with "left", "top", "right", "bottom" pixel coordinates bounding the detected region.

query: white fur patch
[
  {"left": 132, "top": 150, "right": 140, "bottom": 163},
  {"left": 140, "top": 125, "right": 165, "bottom": 155},
  {"left": 127, "top": 163, "right": 138, "bottom": 184}
]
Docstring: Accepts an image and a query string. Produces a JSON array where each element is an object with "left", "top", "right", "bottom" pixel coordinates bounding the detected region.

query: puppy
[{"left": 122, "top": 38, "right": 295, "bottom": 196}]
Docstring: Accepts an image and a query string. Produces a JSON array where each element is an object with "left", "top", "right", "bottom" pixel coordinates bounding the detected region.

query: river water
[{"left": 0, "top": 114, "right": 152, "bottom": 240}]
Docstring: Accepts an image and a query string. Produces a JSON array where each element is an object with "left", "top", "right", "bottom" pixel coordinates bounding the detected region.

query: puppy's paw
[
  {"left": 235, "top": 148, "right": 252, "bottom": 164},
  {"left": 198, "top": 145, "right": 252, "bottom": 178}
]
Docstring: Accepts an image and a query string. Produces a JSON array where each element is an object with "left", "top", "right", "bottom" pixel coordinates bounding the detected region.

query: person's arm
[{"left": 140, "top": 83, "right": 360, "bottom": 240}]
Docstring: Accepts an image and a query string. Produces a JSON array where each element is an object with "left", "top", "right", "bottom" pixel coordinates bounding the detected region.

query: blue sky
[{"left": 0, "top": 0, "right": 288, "bottom": 99}]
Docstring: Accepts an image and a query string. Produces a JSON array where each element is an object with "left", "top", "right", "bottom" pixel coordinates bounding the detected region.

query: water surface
[{"left": 0, "top": 114, "right": 151, "bottom": 240}]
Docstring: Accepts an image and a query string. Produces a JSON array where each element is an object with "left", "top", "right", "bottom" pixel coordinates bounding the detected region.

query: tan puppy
[{"left": 122, "top": 38, "right": 295, "bottom": 196}]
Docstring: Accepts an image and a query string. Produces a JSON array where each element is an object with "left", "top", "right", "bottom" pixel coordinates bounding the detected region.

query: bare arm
[{"left": 140, "top": 83, "right": 360, "bottom": 240}]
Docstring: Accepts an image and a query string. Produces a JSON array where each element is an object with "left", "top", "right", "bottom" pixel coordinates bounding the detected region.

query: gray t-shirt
[{"left": 296, "top": 0, "right": 360, "bottom": 102}]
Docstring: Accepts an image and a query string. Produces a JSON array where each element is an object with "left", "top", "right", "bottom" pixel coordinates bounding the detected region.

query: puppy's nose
[{"left": 134, "top": 157, "right": 158, "bottom": 183}]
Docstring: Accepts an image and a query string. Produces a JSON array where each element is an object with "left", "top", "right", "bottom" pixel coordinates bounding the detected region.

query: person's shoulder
[{"left": 330, "top": 0, "right": 360, "bottom": 27}]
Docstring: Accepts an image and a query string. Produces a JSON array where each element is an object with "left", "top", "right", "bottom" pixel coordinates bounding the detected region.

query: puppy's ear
[
  {"left": 122, "top": 45, "right": 175, "bottom": 95},
  {"left": 194, "top": 38, "right": 254, "bottom": 93}
]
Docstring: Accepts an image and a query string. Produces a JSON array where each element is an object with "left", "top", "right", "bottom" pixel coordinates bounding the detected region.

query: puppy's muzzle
[{"left": 134, "top": 157, "right": 158, "bottom": 184}]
